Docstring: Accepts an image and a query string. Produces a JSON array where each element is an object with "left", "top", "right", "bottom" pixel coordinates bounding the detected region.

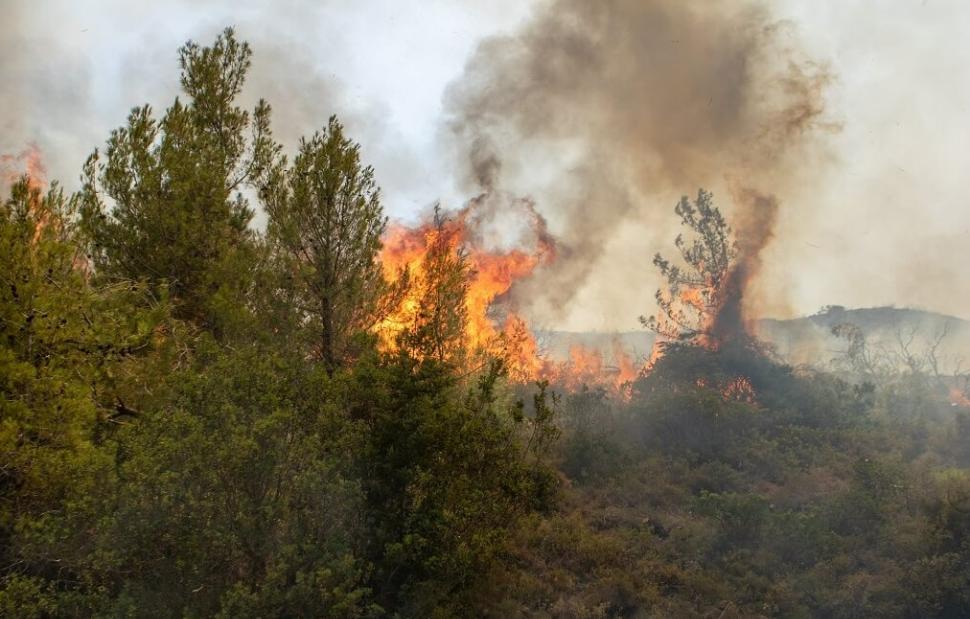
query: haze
[{"left": 4, "top": 0, "right": 968, "bottom": 330}]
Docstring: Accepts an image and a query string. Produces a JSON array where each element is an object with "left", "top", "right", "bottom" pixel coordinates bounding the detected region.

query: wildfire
[
  {"left": 1, "top": 144, "right": 47, "bottom": 190},
  {"left": 375, "top": 194, "right": 644, "bottom": 393},
  {"left": 721, "top": 375, "right": 757, "bottom": 404},
  {"left": 375, "top": 197, "right": 549, "bottom": 360},
  {"left": 680, "top": 282, "right": 719, "bottom": 350},
  {"left": 613, "top": 340, "right": 640, "bottom": 388},
  {"left": 695, "top": 375, "right": 758, "bottom": 404},
  {"left": 1, "top": 145, "right": 56, "bottom": 244},
  {"left": 500, "top": 314, "right": 556, "bottom": 384},
  {"left": 556, "top": 342, "right": 639, "bottom": 397},
  {"left": 950, "top": 387, "right": 970, "bottom": 408}
]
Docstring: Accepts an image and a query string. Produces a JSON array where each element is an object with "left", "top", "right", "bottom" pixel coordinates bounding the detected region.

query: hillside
[
  {"left": 541, "top": 306, "right": 970, "bottom": 373},
  {"left": 757, "top": 306, "right": 970, "bottom": 370}
]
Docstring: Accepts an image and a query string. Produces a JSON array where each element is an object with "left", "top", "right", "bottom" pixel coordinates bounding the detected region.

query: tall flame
[
  {"left": 0, "top": 143, "right": 46, "bottom": 190},
  {"left": 375, "top": 198, "right": 548, "bottom": 359},
  {"left": 1, "top": 144, "right": 54, "bottom": 244},
  {"left": 376, "top": 194, "right": 644, "bottom": 394}
]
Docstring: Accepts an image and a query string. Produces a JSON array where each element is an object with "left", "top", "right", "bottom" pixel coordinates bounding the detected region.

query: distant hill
[
  {"left": 756, "top": 306, "right": 970, "bottom": 370},
  {"left": 540, "top": 307, "right": 970, "bottom": 372}
]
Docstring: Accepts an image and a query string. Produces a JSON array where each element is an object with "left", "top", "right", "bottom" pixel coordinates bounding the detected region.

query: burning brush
[{"left": 375, "top": 192, "right": 642, "bottom": 394}]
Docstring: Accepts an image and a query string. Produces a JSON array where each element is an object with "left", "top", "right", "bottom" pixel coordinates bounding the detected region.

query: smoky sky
[
  {"left": 3, "top": 0, "right": 970, "bottom": 330},
  {"left": 442, "top": 0, "right": 833, "bottom": 329},
  {"left": 0, "top": 0, "right": 530, "bottom": 220}
]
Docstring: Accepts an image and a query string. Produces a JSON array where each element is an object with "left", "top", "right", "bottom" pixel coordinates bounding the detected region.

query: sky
[{"left": 3, "top": 0, "right": 970, "bottom": 331}]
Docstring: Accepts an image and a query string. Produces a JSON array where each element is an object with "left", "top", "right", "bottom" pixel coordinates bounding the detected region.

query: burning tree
[
  {"left": 375, "top": 195, "right": 641, "bottom": 392},
  {"left": 376, "top": 199, "right": 549, "bottom": 373},
  {"left": 641, "top": 189, "right": 738, "bottom": 348},
  {"left": 394, "top": 208, "right": 472, "bottom": 365},
  {"left": 639, "top": 189, "right": 778, "bottom": 405}
]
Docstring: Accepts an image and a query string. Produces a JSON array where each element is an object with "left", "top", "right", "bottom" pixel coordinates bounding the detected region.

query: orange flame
[
  {"left": 721, "top": 375, "right": 757, "bottom": 404},
  {"left": 613, "top": 340, "right": 639, "bottom": 389},
  {"left": 1, "top": 144, "right": 47, "bottom": 190},
  {"left": 950, "top": 387, "right": 970, "bottom": 408},
  {"left": 376, "top": 195, "right": 645, "bottom": 393},
  {"left": 1, "top": 145, "right": 54, "bottom": 244},
  {"left": 501, "top": 314, "right": 557, "bottom": 383},
  {"left": 375, "top": 204, "right": 545, "bottom": 359},
  {"left": 695, "top": 374, "right": 758, "bottom": 404}
]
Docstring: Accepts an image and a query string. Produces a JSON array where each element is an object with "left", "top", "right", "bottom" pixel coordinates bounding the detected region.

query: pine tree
[
  {"left": 0, "top": 176, "right": 164, "bottom": 612},
  {"left": 641, "top": 189, "right": 737, "bottom": 345},
  {"left": 398, "top": 209, "right": 470, "bottom": 365},
  {"left": 263, "top": 116, "right": 389, "bottom": 370},
  {"left": 79, "top": 28, "right": 280, "bottom": 333}
]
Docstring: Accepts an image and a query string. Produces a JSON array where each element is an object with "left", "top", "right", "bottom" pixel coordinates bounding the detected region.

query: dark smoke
[
  {"left": 443, "top": 0, "right": 832, "bottom": 325},
  {"left": 712, "top": 185, "right": 779, "bottom": 344}
]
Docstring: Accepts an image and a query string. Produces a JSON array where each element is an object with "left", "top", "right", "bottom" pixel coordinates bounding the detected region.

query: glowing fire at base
[
  {"left": 1, "top": 144, "right": 46, "bottom": 190},
  {"left": 721, "top": 376, "right": 757, "bottom": 404},
  {"left": 950, "top": 387, "right": 970, "bottom": 408},
  {"left": 375, "top": 195, "right": 644, "bottom": 394},
  {"left": 1, "top": 145, "right": 56, "bottom": 245}
]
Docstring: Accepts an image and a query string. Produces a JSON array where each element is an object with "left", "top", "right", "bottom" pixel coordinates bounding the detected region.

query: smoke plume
[
  {"left": 443, "top": 0, "right": 833, "bottom": 328},
  {"left": 712, "top": 185, "right": 779, "bottom": 343}
]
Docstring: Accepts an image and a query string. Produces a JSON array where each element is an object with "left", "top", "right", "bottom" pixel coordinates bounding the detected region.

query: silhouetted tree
[{"left": 641, "top": 189, "right": 737, "bottom": 345}]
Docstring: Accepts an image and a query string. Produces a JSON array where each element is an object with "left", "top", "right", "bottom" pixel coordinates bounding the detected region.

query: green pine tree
[
  {"left": 79, "top": 28, "right": 280, "bottom": 334},
  {"left": 263, "top": 116, "right": 392, "bottom": 370},
  {"left": 0, "top": 176, "right": 165, "bottom": 615}
]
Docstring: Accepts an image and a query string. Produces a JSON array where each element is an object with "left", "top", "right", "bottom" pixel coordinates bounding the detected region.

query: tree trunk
[{"left": 321, "top": 296, "right": 335, "bottom": 374}]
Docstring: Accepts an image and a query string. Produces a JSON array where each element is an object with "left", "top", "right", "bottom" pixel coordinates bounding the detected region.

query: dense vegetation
[{"left": 3, "top": 30, "right": 970, "bottom": 618}]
